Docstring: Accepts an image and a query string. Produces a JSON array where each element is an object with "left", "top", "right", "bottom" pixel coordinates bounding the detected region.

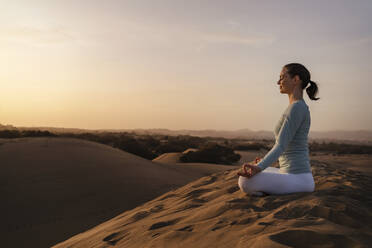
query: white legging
[{"left": 238, "top": 167, "right": 315, "bottom": 195}]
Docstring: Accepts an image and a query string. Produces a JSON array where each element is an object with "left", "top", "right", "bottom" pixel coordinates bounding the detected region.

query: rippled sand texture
[{"left": 54, "top": 159, "right": 372, "bottom": 248}]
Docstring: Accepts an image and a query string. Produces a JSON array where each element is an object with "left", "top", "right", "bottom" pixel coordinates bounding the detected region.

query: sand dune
[
  {"left": 152, "top": 148, "right": 199, "bottom": 164},
  {"left": 0, "top": 137, "right": 236, "bottom": 248},
  {"left": 152, "top": 152, "right": 183, "bottom": 164},
  {"left": 182, "top": 148, "right": 199, "bottom": 154},
  {"left": 310, "top": 153, "right": 372, "bottom": 176},
  {"left": 152, "top": 149, "right": 268, "bottom": 166},
  {"left": 54, "top": 157, "right": 372, "bottom": 248}
]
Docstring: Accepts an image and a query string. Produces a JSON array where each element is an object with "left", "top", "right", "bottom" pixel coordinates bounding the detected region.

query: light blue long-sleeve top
[{"left": 256, "top": 99, "right": 312, "bottom": 174}]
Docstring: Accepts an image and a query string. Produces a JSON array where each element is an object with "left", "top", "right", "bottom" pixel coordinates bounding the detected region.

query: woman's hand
[
  {"left": 237, "top": 163, "right": 262, "bottom": 178},
  {"left": 237, "top": 157, "right": 262, "bottom": 178},
  {"left": 254, "top": 157, "right": 262, "bottom": 164}
]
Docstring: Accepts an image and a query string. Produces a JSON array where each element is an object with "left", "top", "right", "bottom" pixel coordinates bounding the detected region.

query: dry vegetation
[{"left": 1, "top": 129, "right": 371, "bottom": 160}]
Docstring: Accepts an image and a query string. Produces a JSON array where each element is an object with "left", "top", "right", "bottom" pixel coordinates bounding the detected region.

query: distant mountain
[
  {"left": 1, "top": 124, "right": 371, "bottom": 144},
  {"left": 105, "top": 128, "right": 372, "bottom": 144}
]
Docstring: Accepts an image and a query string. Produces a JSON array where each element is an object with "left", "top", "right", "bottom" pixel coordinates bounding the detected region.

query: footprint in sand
[
  {"left": 185, "top": 188, "right": 213, "bottom": 199},
  {"left": 269, "top": 229, "right": 359, "bottom": 248},
  {"left": 258, "top": 221, "right": 274, "bottom": 226},
  {"left": 177, "top": 225, "right": 193, "bottom": 232},
  {"left": 148, "top": 218, "right": 181, "bottom": 230},
  {"left": 211, "top": 219, "right": 232, "bottom": 231},
  {"left": 130, "top": 211, "right": 151, "bottom": 221},
  {"left": 192, "top": 176, "right": 218, "bottom": 188},
  {"left": 261, "top": 197, "right": 293, "bottom": 210},
  {"left": 226, "top": 185, "right": 240, "bottom": 194},
  {"left": 102, "top": 231, "right": 127, "bottom": 246},
  {"left": 227, "top": 198, "right": 265, "bottom": 212},
  {"left": 173, "top": 203, "right": 202, "bottom": 213},
  {"left": 274, "top": 204, "right": 315, "bottom": 220},
  {"left": 150, "top": 204, "right": 164, "bottom": 213},
  {"left": 309, "top": 205, "right": 362, "bottom": 228},
  {"left": 191, "top": 198, "right": 208, "bottom": 203}
]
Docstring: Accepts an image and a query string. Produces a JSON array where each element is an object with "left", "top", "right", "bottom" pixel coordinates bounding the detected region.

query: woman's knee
[
  {"left": 238, "top": 176, "right": 245, "bottom": 192},
  {"left": 305, "top": 181, "right": 315, "bottom": 192},
  {"left": 238, "top": 176, "right": 258, "bottom": 193},
  {"left": 297, "top": 174, "right": 315, "bottom": 193},
  {"left": 238, "top": 176, "right": 248, "bottom": 193}
]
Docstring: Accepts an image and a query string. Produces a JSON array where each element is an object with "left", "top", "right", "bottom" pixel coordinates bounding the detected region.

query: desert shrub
[
  {"left": 57, "top": 132, "right": 209, "bottom": 159},
  {"left": 0, "top": 129, "right": 55, "bottom": 138},
  {"left": 309, "top": 141, "right": 372, "bottom": 154},
  {"left": 21, "top": 130, "right": 56, "bottom": 137},
  {"left": 58, "top": 132, "right": 155, "bottom": 159},
  {"left": 63, "top": 132, "right": 102, "bottom": 143},
  {"left": 0, "top": 130, "right": 21, "bottom": 138},
  {"left": 153, "top": 135, "right": 205, "bottom": 154},
  {"left": 232, "top": 143, "right": 267, "bottom": 150},
  {"left": 180, "top": 142, "right": 241, "bottom": 165},
  {"left": 140, "top": 135, "right": 161, "bottom": 149},
  {"left": 112, "top": 135, "right": 155, "bottom": 159}
]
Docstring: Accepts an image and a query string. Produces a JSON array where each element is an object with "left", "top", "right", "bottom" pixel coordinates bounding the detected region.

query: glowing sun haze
[{"left": 1, "top": 0, "right": 371, "bottom": 131}]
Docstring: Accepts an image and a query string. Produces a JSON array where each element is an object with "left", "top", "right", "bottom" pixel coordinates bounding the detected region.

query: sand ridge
[
  {"left": 54, "top": 159, "right": 372, "bottom": 248},
  {"left": 152, "top": 152, "right": 183, "bottom": 164},
  {"left": 0, "top": 137, "right": 237, "bottom": 248},
  {"left": 152, "top": 148, "right": 199, "bottom": 164}
]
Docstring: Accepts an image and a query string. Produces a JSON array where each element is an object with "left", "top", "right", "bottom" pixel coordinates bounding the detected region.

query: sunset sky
[{"left": 1, "top": 0, "right": 371, "bottom": 131}]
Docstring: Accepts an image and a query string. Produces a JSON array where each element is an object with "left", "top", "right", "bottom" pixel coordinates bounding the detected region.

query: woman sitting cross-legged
[{"left": 237, "top": 63, "right": 319, "bottom": 196}]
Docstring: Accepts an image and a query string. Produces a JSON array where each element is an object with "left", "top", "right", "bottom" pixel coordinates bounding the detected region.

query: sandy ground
[
  {"left": 54, "top": 155, "right": 372, "bottom": 248},
  {"left": 152, "top": 152, "right": 183, "bottom": 164},
  {"left": 310, "top": 152, "right": 372, "bottom": 176},
  {"left": 2, "top": 138, "right": 371, "bottom": 247},
  {"left": 0, "top": 137, "right": 235, "bottom": 248}
]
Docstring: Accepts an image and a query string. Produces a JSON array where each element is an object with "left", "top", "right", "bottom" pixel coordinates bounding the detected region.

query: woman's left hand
[{"left": 237, "top": 163, "right": 262, "bottom": 178}]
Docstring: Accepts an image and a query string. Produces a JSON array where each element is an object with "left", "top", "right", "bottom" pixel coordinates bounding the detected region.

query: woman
[{"left": 237, "top": 63, "right": 320, "bottom": 196}]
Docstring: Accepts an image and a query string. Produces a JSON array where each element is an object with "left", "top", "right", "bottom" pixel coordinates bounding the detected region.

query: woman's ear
[
  {"left": 294, "top": 75, "right": 300, "bottom": 82},
  {"left": 294, "top": 75, "right": 302, "bottom": 86}
]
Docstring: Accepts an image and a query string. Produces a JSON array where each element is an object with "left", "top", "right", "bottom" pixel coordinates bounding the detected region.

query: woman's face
[{"left": 277, "top": 67, "right": 297, "bottom": 94}]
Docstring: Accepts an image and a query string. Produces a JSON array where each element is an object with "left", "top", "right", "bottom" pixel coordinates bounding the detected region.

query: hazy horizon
[
  {"left": 1, "top": 0, "right": 372, "bottom": 132},
  {"left": 3, "top": 122, "right": 372, "bottom": 134}
]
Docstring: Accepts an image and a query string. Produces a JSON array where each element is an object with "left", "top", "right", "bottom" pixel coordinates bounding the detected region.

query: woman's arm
[{"left": 256, "top": 102, "right": 306, "bottom": 171}]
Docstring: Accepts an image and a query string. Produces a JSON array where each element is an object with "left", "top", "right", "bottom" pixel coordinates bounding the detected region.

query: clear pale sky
[{"left": 1, "top": 0, "right": 371, "bottom": 131}]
